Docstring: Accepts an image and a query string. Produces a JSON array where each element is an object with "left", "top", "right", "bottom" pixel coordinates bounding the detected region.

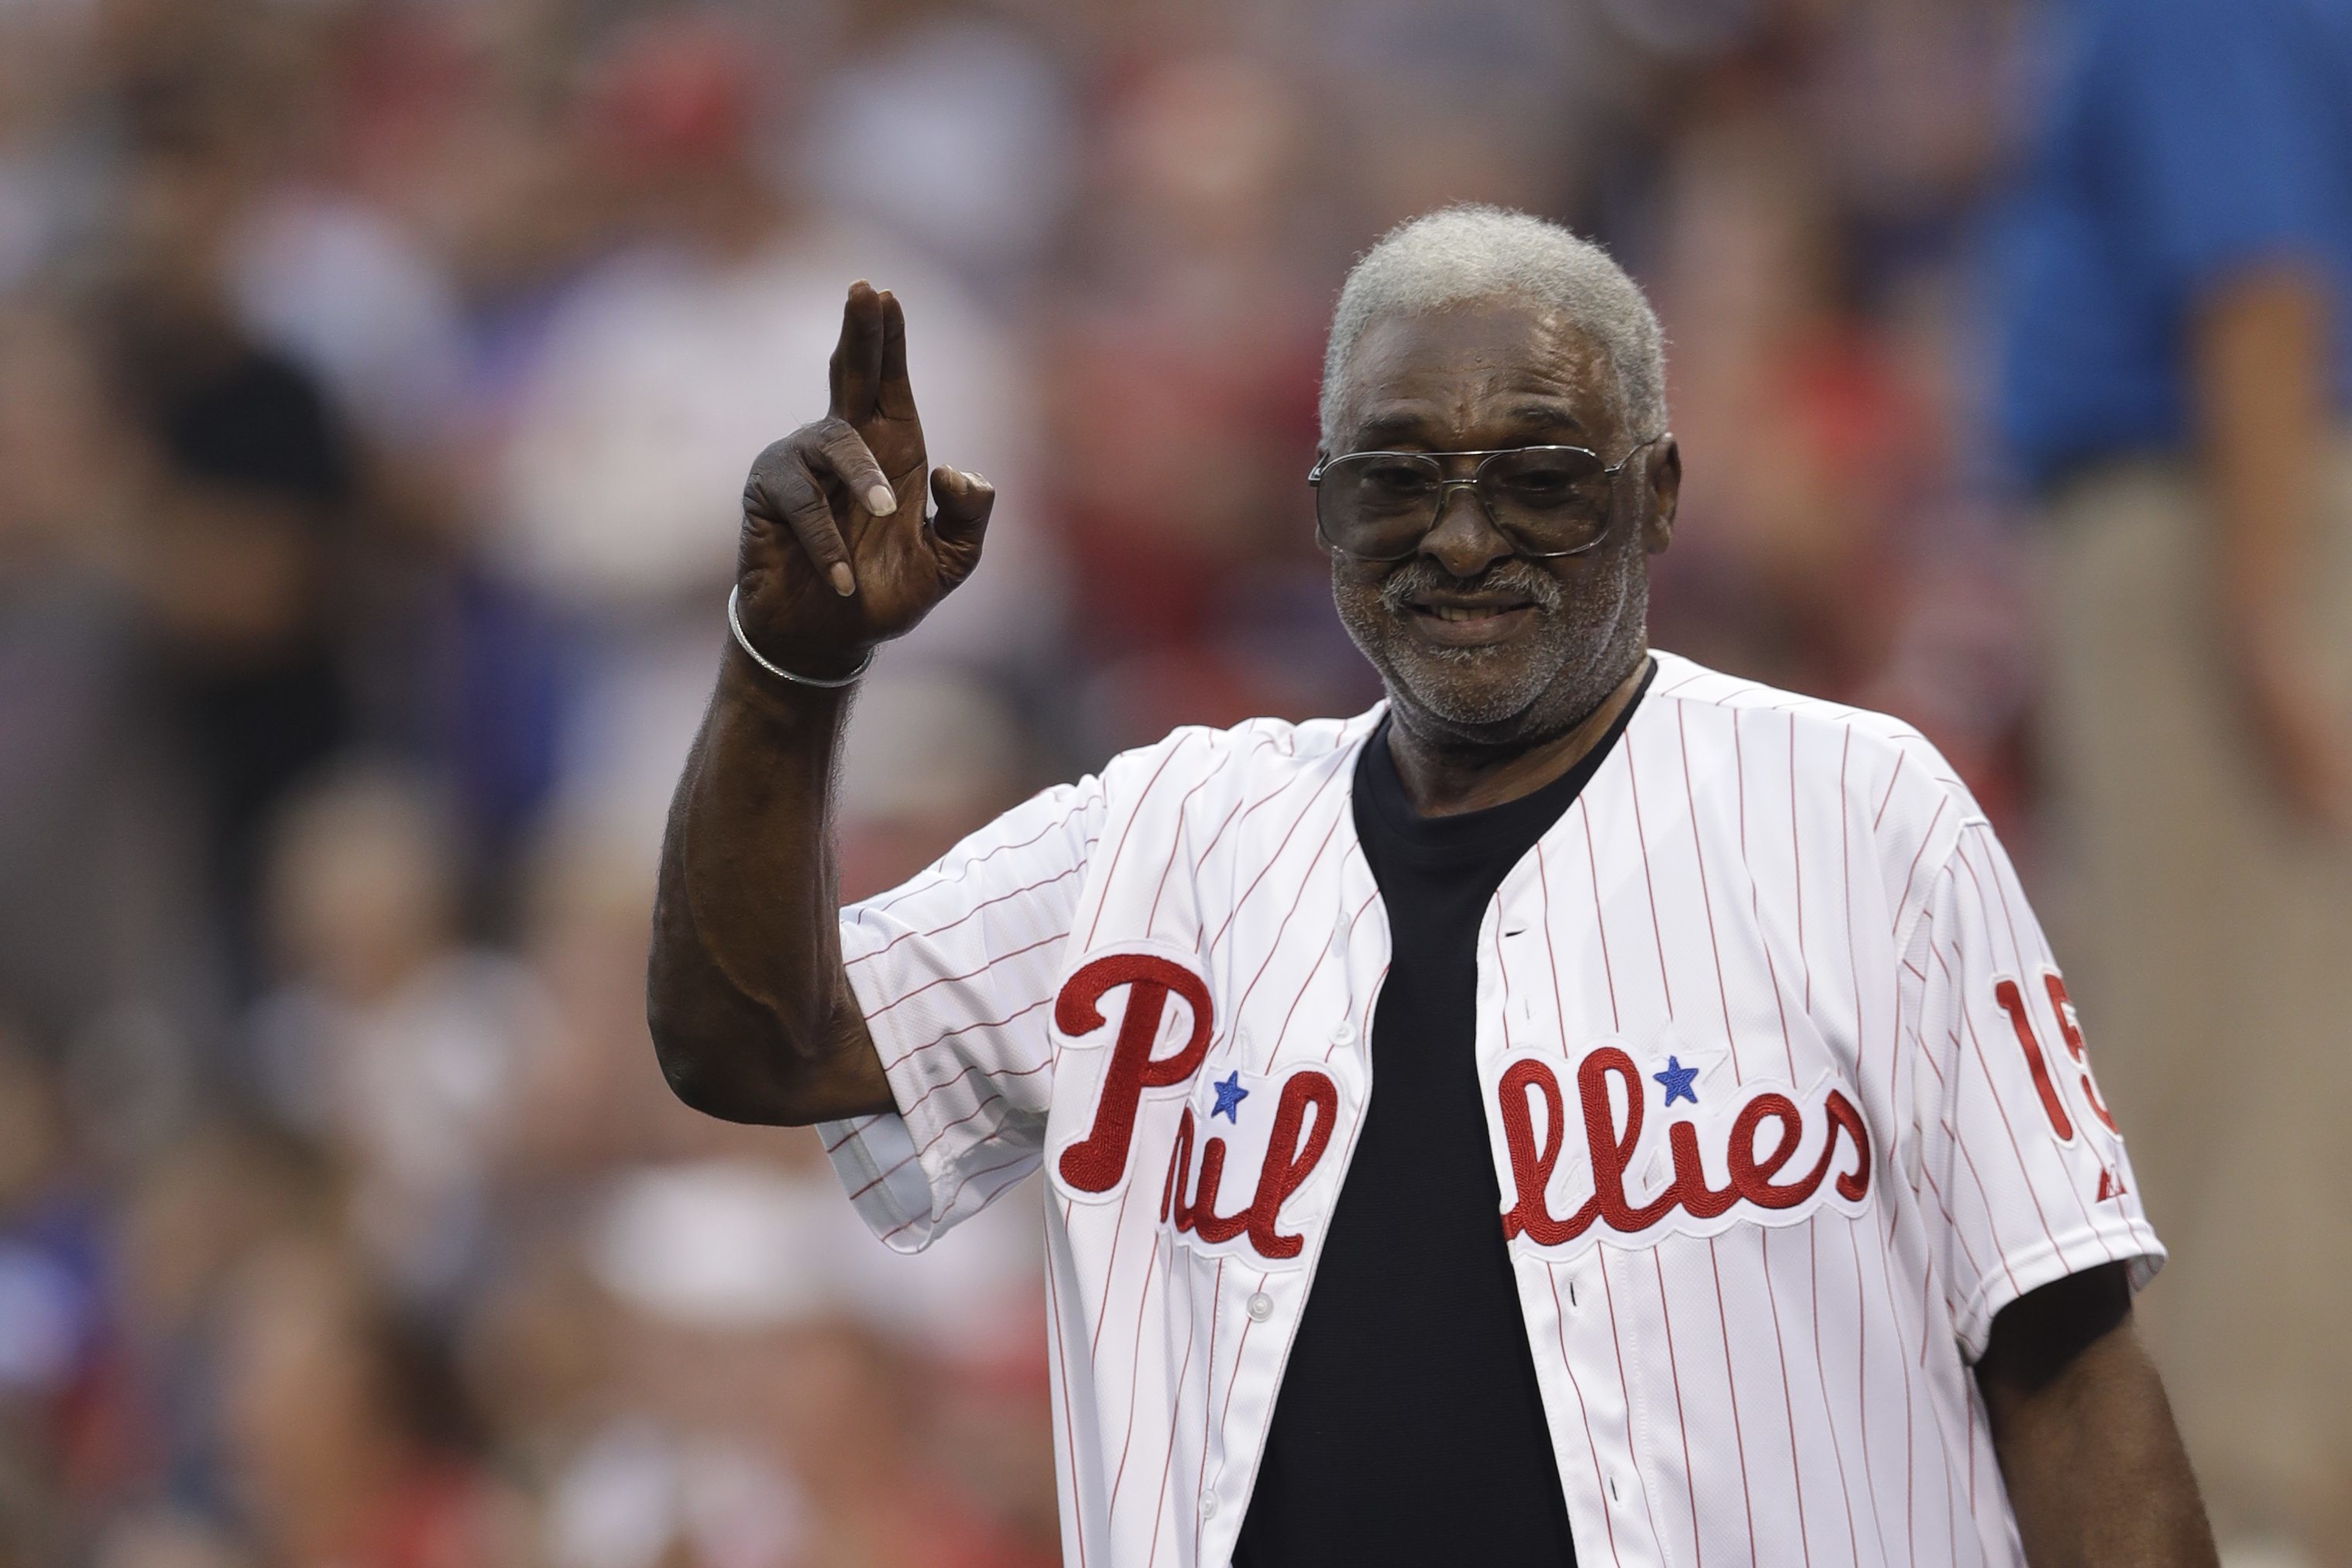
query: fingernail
[
  {"left": 830, "top": 563, "right": 856, "bottom": 596},
  {"left": 864, "top": 483, "right": 897, "bottom": 515}
]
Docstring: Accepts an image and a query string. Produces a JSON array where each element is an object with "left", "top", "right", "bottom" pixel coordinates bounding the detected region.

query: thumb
[{"left": 929, "top": 465, "right": 994, "bottom": 578}]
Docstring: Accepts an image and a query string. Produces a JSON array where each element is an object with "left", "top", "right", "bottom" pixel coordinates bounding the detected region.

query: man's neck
[{"left": 1383, "top": 655, "right": 1650, "bottom": 818}]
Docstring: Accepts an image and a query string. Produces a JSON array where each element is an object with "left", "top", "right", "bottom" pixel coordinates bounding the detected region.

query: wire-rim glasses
[{"left": 1307, "top": 433, "right": 1664, "bottom": 562}]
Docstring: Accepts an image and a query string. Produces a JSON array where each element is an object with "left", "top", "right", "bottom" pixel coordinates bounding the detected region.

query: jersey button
[
  {"left": 1329, "top": 1021, "right": 1357, "bottom": 1047},
  {"left": 1246, "top": 1292, "right": 1274, "bottom": 1322},
  {"left": 1201, "top": 1494, "right": 1218, "bottom": 1518}
]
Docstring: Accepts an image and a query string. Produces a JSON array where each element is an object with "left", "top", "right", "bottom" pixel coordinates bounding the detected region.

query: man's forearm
[
  {"left": 647, "top": 640, "right": 888, "bottom": 1124},
  {"left": 1980, "top": 1270, "right": 2216, "bottom": 1566}
]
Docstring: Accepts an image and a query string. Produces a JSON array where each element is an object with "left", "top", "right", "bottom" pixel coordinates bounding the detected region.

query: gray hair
[{"left": 1319, "top": 204, "right": 1668, "bottom": 448}]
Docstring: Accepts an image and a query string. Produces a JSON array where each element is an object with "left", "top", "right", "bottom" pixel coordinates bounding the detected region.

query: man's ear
[{"left": 1643, "top": 434, "right": 1681, "bottom": 555}]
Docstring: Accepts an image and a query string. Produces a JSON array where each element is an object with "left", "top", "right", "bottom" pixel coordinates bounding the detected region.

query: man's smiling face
[{"left": 1325, "top": 295, "right": 1678, "bottom": 750}]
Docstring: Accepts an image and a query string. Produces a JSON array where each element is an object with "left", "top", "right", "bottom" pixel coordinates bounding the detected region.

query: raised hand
[{"left": 734, "top": 280, "right": 996, "bottom": 679}]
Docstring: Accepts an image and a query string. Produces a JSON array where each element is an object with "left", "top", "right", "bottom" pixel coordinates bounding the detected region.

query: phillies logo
[
  {"left": 1157, "top": 1066, "right": 1341, "bottom": 1263},
  {"left": 1496, "top": 1044, "right": 1874, "bottom": 1254},
  {"left": 1052, "top": 949, "right": 1216, "bottom": 1196}
]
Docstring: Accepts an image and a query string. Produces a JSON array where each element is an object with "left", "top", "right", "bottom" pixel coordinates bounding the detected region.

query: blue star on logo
[
  {"left": 1653, "top": 1055, "right": 1700, "bottom": 1107},
  {"left": 1210, "top": 1071, "right": 1250, "bottom": 1123}
]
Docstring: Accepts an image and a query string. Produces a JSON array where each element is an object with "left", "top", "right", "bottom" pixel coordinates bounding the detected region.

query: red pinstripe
[
  {"left": 1231, "top": 808, "right": 1348, "bottom": 1066},
  {"left": 1495, "top": 917, "right": 1516, "bottom": 1049},
  {"left": 1186, "top": 1258, "right": 1226, "bottom": 1554},
  {"left": 864, "top": 792, "right": 1097, "bottom": 916},
  {"left": 1884, "top": 1206, "right": 1965, "bottom": 1568},
  {"left": 1676, "top": 703, "right": 1743, "bottom": 1081},
  {"left": 1141, "top": 1262, "right": 1200, "bottom": 1568},
  {"left": 915, "top": 1086, "right": 1018, "bottom": 1157},
  {"left": 1805, "top": 1223, "right": 1866, "bottom": 1567},
  {"left": 1547, "top": 1261, "right": 1623, "bottom": 1566},
  {"left": 1704, "top": 679, "right": 1776, "bottom": 709},
  {"left": 1791, "top": 714, "right": 1814, "bottom": 1017},
  {"left": 1261, "top": 921, "right": 1337, "bottom": 1073},
  {"left": 1207, "top": 1276, "right": 1264, "bottom": 1518},
  {"left": 1191, "top": 729, "right": 1344, "bottom": 886},
  {"left": 1940, "top": 1039, "right": 2027, "bottom": 1300},
  {"left": 899, "top": 1053, "right": 1052, "bottom": 1120},
  {"left": 1650, "top": 1248, "right": 1706, "bottom": 1566},
  {"left": 823, "top": 1114, "right": 878, "bottom": 1155},
  {"left": 1146, "top": 746, "right": 1239, "bottom": 936},
  {"left": 846, "top": 1148, "right": 916, "bottom": 1201},
  {"left": 1740, "top": 739, "right": 1799, "bottom": 1083},
  {"left": 1203, "top": 752, "right": 1351, "bottom": 962},
  {"left": 848, "top": 863, "right": 1084, "bottom": 964},
  {"left": 1046, "top": 1236, "right": 1090, "bottom": 1568},
  {"left": 879, "top": 993, "right": 1055, "bottom": 1073},
  {"left": 1104, "top": 1236, "right": 1161, "bottom": 1522},
  {"left": 1848, "top": 1216, "right": 1914, "bottom": 1561},
  {"left": 1919, "top": 1161, "right": 1989, "bottom": 1279},
  {"left": 1755, "top": 1230, "right": 1815, "bottom": 1566},
  {"left": 1594, "top": 1254, "right": 1667, "bottom": 1546},
  {"left": 1621, "top": 739, "right": 1676, "bottom": 1017},
  {"left": 1578, "top": 805, "right": 1621, "bottom": 1026},
  {"left": 1088, "top": 1185, "right": 1144, "bottom": 1371},
  {"left": 1712, "top": 1238, "right": 1771, "bottom": 1556},
  {"left": 1893, "top": 798, "right": 1951, "bottom": 932},
  {"left": 1872, "top": 753, "right": 1907, "bottom": 830},
  {"left": 1085, "top": 736, "right": 1196, "bottom": 947},
  {"left": 1839, "top": 732, "right": 1897, "bottom": 1565},
  {"left": 866, "top": 929, "right": 1070, "bottom": 1019},
  {"left": 881, "top": 1148, "right": 1035, "bottom": 1242}
]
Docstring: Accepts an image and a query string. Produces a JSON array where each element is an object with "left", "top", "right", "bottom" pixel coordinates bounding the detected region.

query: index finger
[
  {"left": 876, "top": 289, "right": 918, "bottom": 421},
  {"left": 826, "top": 280, "right": 885, "bottom": 421}
]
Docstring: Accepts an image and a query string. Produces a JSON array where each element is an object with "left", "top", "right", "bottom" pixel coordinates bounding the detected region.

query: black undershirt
[{"left": 1234, "top": 663, "right": 1650, "bottom": 1567}]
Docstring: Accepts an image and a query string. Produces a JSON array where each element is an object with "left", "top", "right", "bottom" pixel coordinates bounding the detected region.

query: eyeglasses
[{"left": 1307, "top": 434, "right": 1665, "bottom": 562}]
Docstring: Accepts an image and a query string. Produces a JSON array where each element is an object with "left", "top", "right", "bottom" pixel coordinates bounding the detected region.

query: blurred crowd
[{"left": 0, "top": 0, "right": 2041, "bottom": 1563}]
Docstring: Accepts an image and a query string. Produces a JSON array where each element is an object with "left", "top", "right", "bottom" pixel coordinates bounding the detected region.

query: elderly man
[{"left": 649, "top": 208, "right": 2213, "bottom": 1566}]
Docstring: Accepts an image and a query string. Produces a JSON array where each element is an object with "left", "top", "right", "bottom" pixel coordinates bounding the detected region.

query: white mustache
[{"left": 1376, "top": 561, "right": 1564, "bottom": 617}]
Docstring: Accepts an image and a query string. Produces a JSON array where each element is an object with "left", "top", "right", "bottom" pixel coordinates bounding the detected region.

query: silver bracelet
[{"left": 727, "top": 586, "right": 874, "bottom": 689}]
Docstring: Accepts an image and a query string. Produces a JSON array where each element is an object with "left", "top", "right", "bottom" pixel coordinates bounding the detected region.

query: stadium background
[{"left": 0, "top": 0, "right": 2216, "bottom": 1563}]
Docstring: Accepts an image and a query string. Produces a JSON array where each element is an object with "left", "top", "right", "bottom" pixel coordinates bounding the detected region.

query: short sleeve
[
  {"left": 2096, "top": 0, "right": 2333, "bottom": 291},
  {"left": 819, "top": 777, "right": 1106, "bottom": 1251},
  {"left": 1904, "top": 821, "right": 2165, "bottom": 1360}
]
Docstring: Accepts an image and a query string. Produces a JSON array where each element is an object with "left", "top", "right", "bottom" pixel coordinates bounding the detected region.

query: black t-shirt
[{"left": 1233, "top": 664, "right": 1650, "bottom": 1567}]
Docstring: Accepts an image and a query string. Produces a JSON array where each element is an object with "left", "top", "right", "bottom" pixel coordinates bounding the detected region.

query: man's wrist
[{"left": 728, "top": 586, "right": 877, "bottom": 687}]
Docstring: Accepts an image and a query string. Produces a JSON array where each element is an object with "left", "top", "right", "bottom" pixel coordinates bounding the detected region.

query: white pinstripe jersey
[{"left": 819, "top": 650, "right": 2162, "bottom": 1567}]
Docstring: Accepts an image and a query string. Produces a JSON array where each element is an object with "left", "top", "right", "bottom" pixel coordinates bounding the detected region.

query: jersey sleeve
[
  {"left": 819, "top": 776, "right": 1106, "bottom": 1252},
  {"left": 1904, "top": 819, "right": 2165, "bottom": 1360}
]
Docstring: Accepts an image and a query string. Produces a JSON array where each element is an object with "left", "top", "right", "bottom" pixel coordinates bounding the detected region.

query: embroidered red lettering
[
  {"left": 1162, "top": 1068, "right": 1341, "bottom": 1261},
  {"left": 1501, "top": 1057, "right": 1596, "bottom": 1245},
  {"left": 1246, "top": 1071, "right": 1338, "bottom": 1259},
  {"left": 1993, "top": 976, "right": 2076, "bottom": 1142},
  {"left": 1495, "top": 1048, "right": 1873, "bottom": 1251},
  {"left": 1056, "top": 952, "right": 1214, "bottom": 1193},
  {"left": 2041, "top": 970, "right": 2118, "bottom": 1134}
]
